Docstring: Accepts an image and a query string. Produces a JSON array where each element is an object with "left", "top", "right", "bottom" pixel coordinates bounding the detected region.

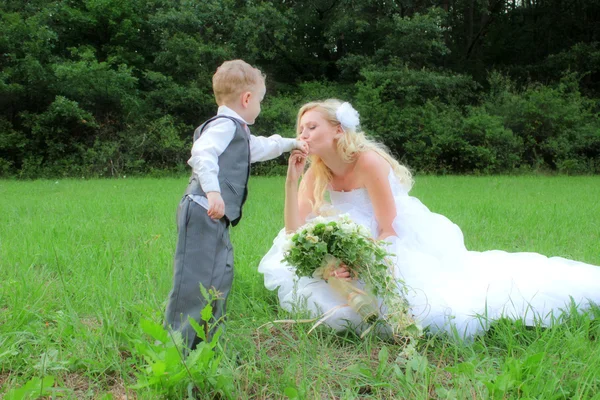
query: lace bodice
[
  {"left": 324, "top": 171, "right": 410, "bottom": 236},
  {"left": 327, "top": 170, "right": 405, "bottom": 209},
  {"left": 329, "top": 187, "right": 372, "bottom": 208}
]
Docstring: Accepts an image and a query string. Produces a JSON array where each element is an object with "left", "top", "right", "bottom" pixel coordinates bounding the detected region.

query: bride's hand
[
  {"left": 329, "top": 265, "right": 352, "bottom": 281},
  {"left": 287, "top": 149, "right": 307, "bottom": 183}
]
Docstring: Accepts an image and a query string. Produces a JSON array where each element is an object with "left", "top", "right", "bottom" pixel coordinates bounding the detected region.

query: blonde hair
[
  {"left": 212, "top": 60, "right": 265, "bottom": 105},
  {"left": 297, "top": 99, "right": 413, "bottom": 212}
]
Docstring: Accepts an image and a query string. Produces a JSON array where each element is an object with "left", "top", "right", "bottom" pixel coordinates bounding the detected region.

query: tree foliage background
[{"left": 1, "top": 0, "right": 599, "bottom": 177}]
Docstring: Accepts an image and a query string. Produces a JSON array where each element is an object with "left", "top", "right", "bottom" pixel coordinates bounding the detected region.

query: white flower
[
  {"left": 340, "top": 222, "right": 354, "bottom": 235},
  {"left": 339, "top": 213, "right": 352, "bottom": 223},
  {"left": 325, "top": 225, "right": 334, "bottom": 232},
  {"left": 313, "top": 216, "right": 326, "bottom": 224},
  {"left": 357, "top": 224, "right": 371, "bottom": 237},
  {"left": 282, "top": 238, "right": 293, "bottom": 253},
  {"left": 305, "top": 234, "right": 319, "bottom": 243},
  {"left": 335, "top": 102, "right": 360, "bottom": 132}
]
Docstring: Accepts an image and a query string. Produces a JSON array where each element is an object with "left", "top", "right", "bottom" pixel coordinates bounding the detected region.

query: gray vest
[{"left": 185, "top": 115, "right": 251, "bottom": 226}]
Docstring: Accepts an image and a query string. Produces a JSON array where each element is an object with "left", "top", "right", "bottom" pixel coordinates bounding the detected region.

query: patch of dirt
[
  {"left": 0, "top": 372, "right": 12, "bottom": 389},
  {"left": 62, "top": 373, "right": 90, "bottom": 397},
  {"left": 59, "top": 373, "right": 137, "bottom": 399},
  {"left": 103, "top": 374, "right": 136, "bottom": 400},
  {"left": 80, "top": 317, "right": 103, "bottom": 330}
]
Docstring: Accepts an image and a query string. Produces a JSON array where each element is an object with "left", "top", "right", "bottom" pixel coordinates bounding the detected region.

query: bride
[{"left": 257, "top": 99, "right": 600, "bottom": 338}]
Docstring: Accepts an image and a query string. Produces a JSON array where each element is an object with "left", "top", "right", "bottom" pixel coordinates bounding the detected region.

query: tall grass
[{"left": 1, "top": 176, "right": 599, "bottom": 398}]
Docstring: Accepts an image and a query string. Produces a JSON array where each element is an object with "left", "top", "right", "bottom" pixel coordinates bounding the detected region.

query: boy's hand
[
  {"left": 206, "top": 191, "right": 225, "bottom": 220},
  {"left": 295, "top": 140, "right": 309, "bottom": 155}
]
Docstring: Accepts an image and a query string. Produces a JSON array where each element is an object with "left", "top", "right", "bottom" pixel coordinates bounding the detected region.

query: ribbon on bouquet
[
  {"left": 314, "top": 255, "right": 380, "bottom": 324},
  {"left": 259, "top": 256, "right": 382, "bottom": 337}
]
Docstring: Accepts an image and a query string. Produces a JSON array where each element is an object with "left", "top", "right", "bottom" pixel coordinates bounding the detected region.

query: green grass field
[{"left": 1, "top": 176, "right": 599, "bottom": 399}]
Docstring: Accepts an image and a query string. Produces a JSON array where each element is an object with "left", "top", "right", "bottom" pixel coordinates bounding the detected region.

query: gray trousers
[{"left": 165, "top": 196, "right": 234, "bottom": 348}]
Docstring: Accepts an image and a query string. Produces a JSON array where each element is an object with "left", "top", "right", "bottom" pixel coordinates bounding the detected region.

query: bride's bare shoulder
[{"left": 355, "top": 150, "right": 390, "bottom": 175}]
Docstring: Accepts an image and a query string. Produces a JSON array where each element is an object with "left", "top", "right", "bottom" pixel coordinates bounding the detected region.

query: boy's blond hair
[{"left": 212, "top": 60, "right": 265, "bottom": 105}]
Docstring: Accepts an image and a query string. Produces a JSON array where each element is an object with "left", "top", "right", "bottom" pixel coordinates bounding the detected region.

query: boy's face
[{"left": 244, "top": 82, "right": 266, "bottom": 124}]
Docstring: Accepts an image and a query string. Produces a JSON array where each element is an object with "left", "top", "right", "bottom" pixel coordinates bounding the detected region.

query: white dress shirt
[{"left": 188, "top": 106, "right": 299, "bottom": 210}]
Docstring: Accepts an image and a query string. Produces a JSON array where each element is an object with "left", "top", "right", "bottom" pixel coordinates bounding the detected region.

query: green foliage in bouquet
[
  {"left": 283, "top": 214, "right": 391, "bottom": 298},
  {"left": 282, "top": 214, "right": 423, "bottom": 340}
]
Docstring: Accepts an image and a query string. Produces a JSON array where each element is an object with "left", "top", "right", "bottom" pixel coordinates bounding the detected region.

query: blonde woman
[{"left": 258, "top": 99, "right": 600, "bottom": 338}]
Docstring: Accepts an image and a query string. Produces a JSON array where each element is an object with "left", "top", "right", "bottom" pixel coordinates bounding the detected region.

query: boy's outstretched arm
[{"left": 249, "top": 134, "right": 308, "bottom": 163}]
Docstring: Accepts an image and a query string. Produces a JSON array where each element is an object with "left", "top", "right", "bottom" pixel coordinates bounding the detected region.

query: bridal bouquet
[{"left": 282, "top": 214, "right": 422, "bottom": 340}]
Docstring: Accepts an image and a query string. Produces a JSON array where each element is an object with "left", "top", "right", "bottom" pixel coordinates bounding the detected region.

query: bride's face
[{"left": 298, "top": 109, "right": 342, "bottom": 156}]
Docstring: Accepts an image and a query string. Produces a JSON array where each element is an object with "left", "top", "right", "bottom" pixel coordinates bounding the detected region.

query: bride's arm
[
  {"left": 357, "top": 151, "right": 397, "bottom": 240},
  {"left": 285, "top": 152, "right": 314, "bottom": 233}
]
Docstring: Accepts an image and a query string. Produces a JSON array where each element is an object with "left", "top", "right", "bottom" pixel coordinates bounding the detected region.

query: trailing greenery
[
  {"left": 1, "top": 0, "right": 599, "bottom": 177},
  {"left": 283, "top": 215, "right": 421, "bottom": 339}
]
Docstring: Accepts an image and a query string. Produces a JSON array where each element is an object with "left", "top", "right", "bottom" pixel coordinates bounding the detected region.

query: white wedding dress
[{"left": 258, "top": 172, "right": 600, "bottom": 339}]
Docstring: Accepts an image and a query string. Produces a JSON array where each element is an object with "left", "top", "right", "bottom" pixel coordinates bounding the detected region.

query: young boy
[{"left": 165, "top": 60, "right": 308, "bottom": 349}]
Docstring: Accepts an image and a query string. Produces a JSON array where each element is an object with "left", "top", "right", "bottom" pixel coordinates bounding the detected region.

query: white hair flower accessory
[{"left": 335, "top": 102, "right": 360, "bottom": 132}]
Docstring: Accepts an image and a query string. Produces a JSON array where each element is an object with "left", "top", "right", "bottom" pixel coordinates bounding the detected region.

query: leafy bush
[
  {"left": 460, "top": 109, "right": 524, "bottom": 173},
  {"left": 357, "top": 67, "right": 480, "bottom": 109},
  {"left": 354, "top": 70, "right": 598, "bottom": 174},
  {"left": 130, "top": 287, "right": 234, "bottom": 398},
  {"left": 485, "top": 73, "right": 600, "bottom": 172}
]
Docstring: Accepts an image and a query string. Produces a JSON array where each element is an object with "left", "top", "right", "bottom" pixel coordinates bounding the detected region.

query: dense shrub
[
  {"left": 484, "top": 73, "right": 600, "bottom": 173},
  {"left": 1, "top": 1, "right": 598, "bottom": 177}
]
